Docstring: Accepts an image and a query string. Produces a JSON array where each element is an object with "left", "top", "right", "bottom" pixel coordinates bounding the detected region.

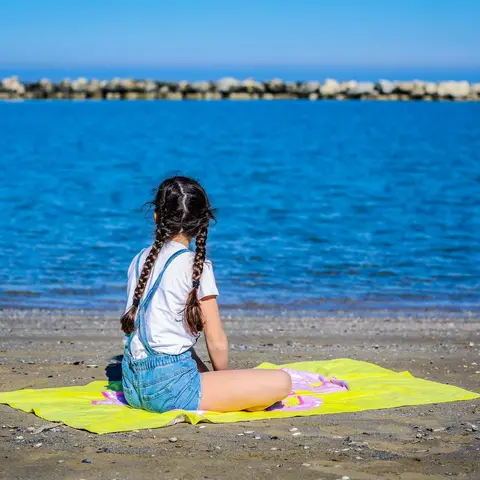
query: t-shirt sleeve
[{"left": 198, "top": 259, "right": 219, "bottom": 300}]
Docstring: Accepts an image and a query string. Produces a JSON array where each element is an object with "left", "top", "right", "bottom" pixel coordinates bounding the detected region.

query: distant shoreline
[{"left": 1, "top": 76, "right": 479, "bottom": 101}]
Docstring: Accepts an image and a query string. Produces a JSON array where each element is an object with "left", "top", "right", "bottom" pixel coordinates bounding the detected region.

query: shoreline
[
  {"left": 2, "top": 76, "right": 480, "bottom": 101},
  {"left": 1, "top": 305, "right": 480, "bottom": 319}
]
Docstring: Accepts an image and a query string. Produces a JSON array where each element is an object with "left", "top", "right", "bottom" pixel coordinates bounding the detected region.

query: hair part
[{"left": 121, "top": 176, "right": 215, "bottom": 336}]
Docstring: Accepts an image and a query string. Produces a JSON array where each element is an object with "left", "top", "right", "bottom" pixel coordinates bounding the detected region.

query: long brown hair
[{"left": 121, "top": 176, "right": 215, "bottom": 336}]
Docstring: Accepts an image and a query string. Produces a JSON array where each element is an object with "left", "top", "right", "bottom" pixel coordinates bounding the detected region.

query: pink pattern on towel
[
  {"left": 266, "top": 368, "right": 348, "bottom": 412},
  {"left": 92, "top": 391, "right": 128, "bottom": 406}
]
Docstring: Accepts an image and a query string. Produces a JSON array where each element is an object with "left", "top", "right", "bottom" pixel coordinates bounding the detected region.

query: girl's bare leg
[{"left": 199, "top": 369, "right": 291, "bottom": 412}]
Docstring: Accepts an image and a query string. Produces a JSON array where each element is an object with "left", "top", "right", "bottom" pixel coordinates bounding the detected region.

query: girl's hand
[{"left": 201, "top": 296, "right": 229, "bottom": 371}]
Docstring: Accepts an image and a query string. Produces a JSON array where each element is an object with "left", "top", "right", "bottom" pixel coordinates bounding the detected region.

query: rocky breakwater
[{"left": 1, "top": 76, "right": 479, "bottom": 101}]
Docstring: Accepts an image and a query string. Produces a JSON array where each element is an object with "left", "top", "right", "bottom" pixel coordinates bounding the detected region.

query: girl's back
[{"left": 125, "top": 240, "right": 218, "bottom": 358}]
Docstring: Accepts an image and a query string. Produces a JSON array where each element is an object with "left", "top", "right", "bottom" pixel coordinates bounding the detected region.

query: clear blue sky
[{"left": 1, "top": 0, "right": 479, "bottom": 69}]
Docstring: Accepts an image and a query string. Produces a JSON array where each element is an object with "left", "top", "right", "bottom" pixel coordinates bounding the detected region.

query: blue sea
[{"left": 0, "top": 100, "right": 479, "bottom": 313}]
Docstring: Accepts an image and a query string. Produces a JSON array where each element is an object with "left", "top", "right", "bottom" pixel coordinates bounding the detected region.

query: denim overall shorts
[{"left": 122, "top": 249, "right": 202, "bottom": 413}]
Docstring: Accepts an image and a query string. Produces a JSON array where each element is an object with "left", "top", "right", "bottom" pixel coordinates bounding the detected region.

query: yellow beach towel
[{"left": 0, "top": 359, "right": 478, "bottom": 434}]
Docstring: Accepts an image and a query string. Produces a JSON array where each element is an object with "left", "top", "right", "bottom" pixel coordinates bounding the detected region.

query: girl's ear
[{"left": 154, "top": 211, "right": 158, "bottom": 224}]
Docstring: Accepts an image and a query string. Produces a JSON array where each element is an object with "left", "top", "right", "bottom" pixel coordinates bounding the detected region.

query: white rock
[
  {"left": 320, "top": 78, "right": 340, "bottom": 96},
  {"left": 437, "top": 81, "right": 470, "bottom": 98},
  {"left": 376, "top": 79, "right": 395, "bottom": 94},
  {"left": 1, "top": 76, "right": 25, "bottom": 95},
  {"left": 348, "top": 82, "right": 376, "bottom": 96},
  {"left": 191, "top": 81, "right": 211, "bottom": 93},
  {"left": 301, "top": 81, "right": 321, "bottom": 93},
  {"left": 267, "top": 78, "right": 285, "bottom": 92},
  {"left": 470, "top": 83, "right": 480, "bottom": 95},
  {"left": 395, "top": 82, "right": 415, "bottom": 94},
  {"left": 39, "top": 78, "right": 54, "bottom": 92},
  {"left": 71, "top": 77, "right": 89, "bottom": 92},
  {"left": 410, "top": 81, "right": 426, "bottom": 97},
  {"left": 339, "top": 80, "right": 357, "bottom": 93},
  {"left": 217, "top": 77, "right": 240, "bottom": 93},
  {"left": 242, "top": 78, "right": 265, "bottom": 93},
  {"left": 424, "top": 82, "right": 438, "bottom": 95}
]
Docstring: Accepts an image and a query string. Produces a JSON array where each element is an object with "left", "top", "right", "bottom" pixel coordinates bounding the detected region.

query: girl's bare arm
[{"left": 201, "top": 296, "right": 229, "bottom": 371}]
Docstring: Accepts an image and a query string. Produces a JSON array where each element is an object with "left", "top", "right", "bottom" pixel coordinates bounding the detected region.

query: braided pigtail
[
  {"left": 121, "top": 216, "right": 169, "bottom": 334},
  {"left": 184, "top": 224, "right": 209, "bottom": 336}
]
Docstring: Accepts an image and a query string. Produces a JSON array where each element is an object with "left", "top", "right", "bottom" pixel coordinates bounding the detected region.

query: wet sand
[{"left": 0, "top": 309, "right": 479, "bottom": 480}]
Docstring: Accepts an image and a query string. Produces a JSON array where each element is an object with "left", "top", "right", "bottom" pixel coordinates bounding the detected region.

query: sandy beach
[{"left": 0, "top": 309, "right": 478, "bottom": 479}]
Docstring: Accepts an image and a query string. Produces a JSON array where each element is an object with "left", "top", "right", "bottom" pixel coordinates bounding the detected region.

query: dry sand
[{"left": 0, "top": 309, "right": 479, "bottom": 480}]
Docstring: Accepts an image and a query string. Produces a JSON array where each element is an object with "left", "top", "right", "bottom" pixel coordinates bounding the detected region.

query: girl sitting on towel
[{"left": 121, "top": 176, "right": 291, "bottom": 413}]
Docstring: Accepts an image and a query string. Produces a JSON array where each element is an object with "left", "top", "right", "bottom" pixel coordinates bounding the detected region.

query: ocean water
[{"left": 0, "top": 100, "right": 479, "bottom": 312}]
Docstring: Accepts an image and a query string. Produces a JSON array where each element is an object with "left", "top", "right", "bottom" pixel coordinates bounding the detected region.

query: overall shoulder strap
[
  {"left": 140, "top": 248, "right": 190, "bottom": 309},
  {"left": 135, "top": 248, "right": 190, "bottom": 355}
]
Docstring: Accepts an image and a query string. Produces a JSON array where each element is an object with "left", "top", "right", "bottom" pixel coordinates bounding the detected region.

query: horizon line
[{"left": 2, "top": 63, "right": 480, "bottom": 70}]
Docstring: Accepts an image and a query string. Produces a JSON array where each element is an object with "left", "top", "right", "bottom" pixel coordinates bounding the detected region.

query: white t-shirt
[{"left": 124, "top": 240, "right": 219, "bottom": 358}]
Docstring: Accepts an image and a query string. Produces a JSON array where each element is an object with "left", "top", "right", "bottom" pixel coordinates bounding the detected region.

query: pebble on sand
[{"left": 168, "top": 437, "right": 178, "bottom": 443}]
